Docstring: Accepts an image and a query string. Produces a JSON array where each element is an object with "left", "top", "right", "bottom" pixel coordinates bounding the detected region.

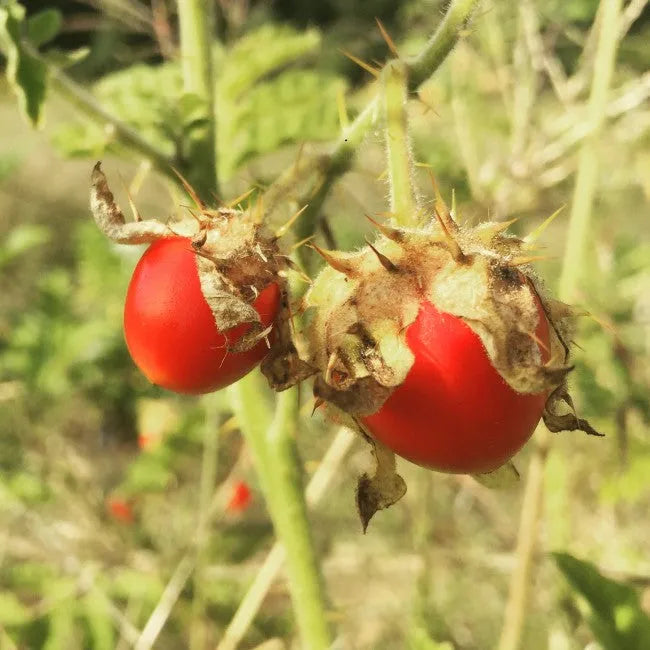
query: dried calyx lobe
[
  {"left": 264, "top": 199, "right": 601, "bottom": 440},
  {"left": 89, "top": 162, "right": 285, "bottom": 352}
]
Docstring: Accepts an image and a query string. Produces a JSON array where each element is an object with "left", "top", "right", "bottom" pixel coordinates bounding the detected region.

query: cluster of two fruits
[{"left": 90, "top": 162, "right": 599, "bottom": 516}]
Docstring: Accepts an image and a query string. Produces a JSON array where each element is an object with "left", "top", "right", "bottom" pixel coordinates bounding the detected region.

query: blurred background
[{"left": 0, "top": 0, "right": 649, "bottom": 648}]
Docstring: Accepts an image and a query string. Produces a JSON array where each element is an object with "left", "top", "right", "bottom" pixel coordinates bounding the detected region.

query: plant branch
[
  {"left": 217, "top": 427, "right": 355, "bottom": 650},
  {"left": 383, "top": 61, "right": 420, "bottom": 226},
  {"left": 263, "top": 0, "right": 479, "bottom": 232},
  {"left": 35, "top": 49, "right": 174, "bottom": 176},
  {"left": 177, "top": 0, "right": 218, "bottom": 198},
  {"left": 227, "top": 375, "right": 331, "bottom": 650}
]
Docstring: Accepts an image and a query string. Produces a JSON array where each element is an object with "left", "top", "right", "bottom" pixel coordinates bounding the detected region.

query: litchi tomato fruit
[
  {"left": 106, "top": 496, "right": 135, "bottom": 524},
  {"left": 361, "top": 300, "right": 551, "bottom": 474},
  {"left": 225, "top": 480, "right": 253, "bottom": 514},
  {"left": 124, "top": 237, "right": 280, "bottom": 394}
]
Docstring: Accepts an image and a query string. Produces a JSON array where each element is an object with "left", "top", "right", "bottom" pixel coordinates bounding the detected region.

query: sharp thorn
[
  {"left": 275, "top": 204, "right": 309, "bottom": 239},
  {"left": 524, "top": 205, "right": 565, "bottom": 246},
  {"left": 308, "top": 244, "right": 358, "bottom": 277},
  {"left": 290, "top": 235, "right": 316, "bottom": 252},
  {"left": 311, "top": 397, "right": 325, "bottom": 417},
  {"left": 226, "top": 187, "right": 256, "bottom": 210},
  {"left": 339, "top": 49, "right": 381, "bottom": 78},
  {"left": 507, "top": 255, "right": 553, "bottom": 267},
  {"left": 365, "top": 238, "right": 398, "bottom": 272},
  {"left": 365, "top": 215, "right": 404, "bottom": 243},
  {"left": 375, "top": 18, "right": 400, "bottom": 57},
  {"left": 172, "top": 167, "right": 205, "bottom": 210},
  {"left": 336, "top": 87, "right": 350, "bottom": 130},
  {"left": 428, "top": 171, "right": 456, "bottom": 230},
  {"left": 433, "top": 206, "right": 466, "bottom": 263}
]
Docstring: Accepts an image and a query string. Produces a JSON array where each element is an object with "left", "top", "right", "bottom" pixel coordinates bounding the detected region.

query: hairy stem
[
  {"left": 228, "top": 376, "right": 331, "bottom": 649},
  {"left": 263, "top": 0, "right": 479, "bottom": 231},
  {"left": 177, "top": 0, "right": 218, "bottom": 199},
  {"left": 498, "top": 2, "right": 623, "bottom": 649},
  {"left": 383, "top": 61, "right": 420, "bottom": 226}
]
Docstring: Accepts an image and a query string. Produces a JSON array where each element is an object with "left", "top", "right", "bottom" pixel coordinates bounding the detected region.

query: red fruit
[
  {"left": 226, "top": 480, "right": 253, "bottom": 513},
  {"left": 106, "top": 496, "right": 134, "bottom": 524},
  {"left": 362, "top": 300, "right": 550, "bottom": 474},
  {"left": 124, "top": 237, "right": 280, "bottom": 394}
]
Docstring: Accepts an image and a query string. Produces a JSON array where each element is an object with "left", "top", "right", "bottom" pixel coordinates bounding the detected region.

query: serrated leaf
[
  {"left": 554, "top": 553, "right": 650, "bottom": 650},
  {"left": 0, "top": 2, "right": 48, "bottom": 127},
  {"left": 26, "top": 8, "right": 62, "bottom": 47}
]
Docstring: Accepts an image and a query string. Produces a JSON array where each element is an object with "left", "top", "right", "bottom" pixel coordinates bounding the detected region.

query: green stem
[
  {"left": 228, "top": 375, "right": 331, "bottom": 649},
  {"left": 405, "top": 0, "right": 480, "bottom": 88},
  {"left": 189, "top": 395, "right": 221, "bottom": 650},
  {"left": 559, "top": 0, "right": 623, "bottom": 302},
  {"left": 263, "top": 0, "right": 478, "bottom": 232},
  {"left": 383, "top": 61, "right": 419, "bottom": 226},
  {"left": 177, "top": 0, "right": 218, "bottom": 199},
  {"left": 498, "top": 2, "right": 623, "bottom": 649},
  {"left": 33, "top": 49, "right": 174, "bottom": 176}
]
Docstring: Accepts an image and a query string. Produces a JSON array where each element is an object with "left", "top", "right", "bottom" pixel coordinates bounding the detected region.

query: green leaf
[
  {"left": 553, "top": 553, "right": 650, "bottom": 650},
  {"left": 0, "top": 2, "right": 48, "bottom": 127},
  {"left": 26, "top": 8, "right": 62, "bottom": 47}
]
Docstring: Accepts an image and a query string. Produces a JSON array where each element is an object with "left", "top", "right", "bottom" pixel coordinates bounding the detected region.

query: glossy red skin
[
  {"left": 362, "top": 301, "right": 550, "bottom": 474},
  {"left": 124, "top": 237, "right": 280, "bottom": 394}
]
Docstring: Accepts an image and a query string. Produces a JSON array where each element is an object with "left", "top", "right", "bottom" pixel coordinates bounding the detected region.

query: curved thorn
[{"left": 365, "top": 238, "right": 398, "bottom": 272}]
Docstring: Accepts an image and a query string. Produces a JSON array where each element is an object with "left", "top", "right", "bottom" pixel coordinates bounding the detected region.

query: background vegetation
[{"left": 0, "top": 0, "right": 648, "bottom": 648}]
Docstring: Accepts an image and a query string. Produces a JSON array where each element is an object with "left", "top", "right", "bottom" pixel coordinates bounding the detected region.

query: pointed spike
[
  {"left": 365, "top": 215, "right": 404, "bottom": 243},
  {"left": 226, "top": 187, "right": 256, "bottom": 210},
  {"left": 365, "top": 239, "right": 398, "bottom": 272},
  {"left": 311, "top": 397, "right": 325, "bottom": 417},
  {"left": 428, "top": 171, "right": 456, "bottom": 230},
  {"left": 507, "top": 254, "right": 553, "bottom": 267},
  {"left": 414, "top": 161, "right": 433, "bottom": 168},
  {"left": 118, "top": 173, "right": 142, "bottom": 222},
  {"left": 433, "top": 207, "right": 466, "bottom": 263},
  {"left": 336, "top": 87, "right": 350, "bottom": 131},
  {"left": 476, "top": 218, "right": 519, "bottom": 241},
  {"left": 524, "top": 205, "right": 565, "bottom": 247},
  {"left": 339, "top": 49, "right": 381, "bottom": 78},
  {"left": 376, "top": 169, "right": 389, "bottom": 182},
  {"left": 309, "top": 244, "right": 359, "bottom": 277},
  {"left": 290, "top": 235, "right": 316, "bottom": 252},
  {"left": 275, "top": 204, "right": 309, "bottom": 239},
  {"left": 451, "top": 189, "right": 458, "bottom": 223},
  {"left": 253, "top": 192, "right": 265, "bottom": 224},
  {"left": 172, "top": 167, "right": 205, "bottom": 210},
  {"left": 376, "top": 18, "right": 400, "bottom": 57}
]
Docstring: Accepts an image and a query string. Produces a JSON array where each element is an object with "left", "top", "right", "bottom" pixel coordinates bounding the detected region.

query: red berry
[
  {"left": 106, "top": 496, "right": 134, "bottom": 524},
  {"left": 362, "top": 300, "right": 550, "bottom": 474},
  {"left": 124, "top": 237, "right": 280, "bottom": 394},
  {"left": 225, "top": 480, "right": 253, "bottom": 513}
]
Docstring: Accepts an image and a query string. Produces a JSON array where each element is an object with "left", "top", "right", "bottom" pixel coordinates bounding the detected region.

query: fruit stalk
[
  {"left": 383, "top": 61, "right": 420, "bottom": 226},
  {"left": 498, "top": 1, "right": 623, "bottom": 649},
  {"left": 228, "top": 376, "right": 331, "bottom": 649},
  {"left": 177, "top": 0, "right": 218, "bottom": 198}
]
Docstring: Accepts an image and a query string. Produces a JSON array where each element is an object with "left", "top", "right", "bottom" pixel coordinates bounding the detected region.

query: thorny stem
[
  {"left": 498, "top": 2, "right": 623, "bottom": 649},
  {"left": 405, "top": 0, "right": 480, "bottom": 88},
  {"left": 263, "top": 0, "right": 479, "bottom": 231},
  {"left": 383, "top": 61, "right": 420, "bottom": 226},
  {"left": 228, "top": 376, "right": 331, "bottom": 650},
  {"left": 177, "top": 0, "right": 218, "bottom": 199}
]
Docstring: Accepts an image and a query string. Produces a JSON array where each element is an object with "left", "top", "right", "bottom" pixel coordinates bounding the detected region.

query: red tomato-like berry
[
  {"left": 362, "top": 300, "right": 550, "bottom": 474},
  {"left": 225, "top": 480, "right": 253, "bottom": 514},
  {"left": 106, "top": 496, "right": 135, "bottom": 524},
  {"left": 124, "top": 237, "right": 280, "bottom": 394}
]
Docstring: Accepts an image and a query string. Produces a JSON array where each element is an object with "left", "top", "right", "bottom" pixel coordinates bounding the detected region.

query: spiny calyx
[{"left": 90, "top": 162, "right": 283, "bottom": 352}]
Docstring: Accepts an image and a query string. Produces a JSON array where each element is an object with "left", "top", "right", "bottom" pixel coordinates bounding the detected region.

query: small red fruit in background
[
  {"left": 124, "top": 237, "right": 280, "bottom": 394},
  {"left": 226, "top": 480, "right": 253, "bottom": 514},
  {"left": 106, "top": 496, "right": 135, "bottom": 524},
  {"left": 362, "top": 300, "right": 550, "bottom": 474}
]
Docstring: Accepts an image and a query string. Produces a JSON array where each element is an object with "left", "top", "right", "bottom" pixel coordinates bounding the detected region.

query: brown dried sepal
[
  {"left": 543, "top": 383, "right": 604, "bottom": 437},
  {"left": 354, "top": 419, "right": 407, "bottom": 533},
  {"left": 89, "top": 162, "right": 284, "bottom": 353}
]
